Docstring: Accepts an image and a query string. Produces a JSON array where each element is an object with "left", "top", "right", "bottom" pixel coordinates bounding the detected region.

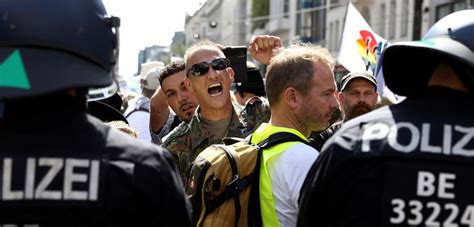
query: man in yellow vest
[{"left": 248, "top": 36, "right": 339, "bottom": 227}]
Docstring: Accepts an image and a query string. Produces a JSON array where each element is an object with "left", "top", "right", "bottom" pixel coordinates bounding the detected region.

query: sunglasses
[{"left": 187, "top": 58, "right": 230, "bottom": 77}]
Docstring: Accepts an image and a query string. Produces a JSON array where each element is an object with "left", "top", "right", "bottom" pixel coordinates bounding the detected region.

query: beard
[{"left": 345, "top": 102, "right": 373, "bottom": 120}]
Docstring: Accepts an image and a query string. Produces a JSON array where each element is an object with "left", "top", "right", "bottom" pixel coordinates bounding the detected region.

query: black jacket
[
  {"left": 298, "top": 87, "right": 474, "bottom": 227},
  {"left": 0, "top": 96, "right": 191, "bottom": 227}
]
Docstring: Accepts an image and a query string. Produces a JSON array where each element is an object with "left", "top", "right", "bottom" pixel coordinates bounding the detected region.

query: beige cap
[
  {"left": 143, "top": 66, "right": 162, "bottom": 90},
  {"left": 140, "top": 61, "right": 163, "bottom": 80}
]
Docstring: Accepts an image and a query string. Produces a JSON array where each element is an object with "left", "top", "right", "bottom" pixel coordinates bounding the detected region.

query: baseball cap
[
  {"left": 143, "top": 66, "right": 162, "bottom": 90},
  {"left": 340, "top": 72, "right": 377, "bottom": 91},
  {"left": 140, "top": 61, "right": 163, "bottom": 79}
]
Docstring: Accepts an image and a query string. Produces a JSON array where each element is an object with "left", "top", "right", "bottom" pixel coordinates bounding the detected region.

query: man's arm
[
  {"left": 149, "top": 87, "right": 170, "bottom": 134},
  {"left": 248, "top": 35, "right": 283, "bottom": 65}
]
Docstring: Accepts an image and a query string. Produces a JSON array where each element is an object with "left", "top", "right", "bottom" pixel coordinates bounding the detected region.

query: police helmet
[
  {"left": 0, "top": 0, "right": 120, "bottom": 99},
  {"left": 380, "top": 9, "right": 474, "bottom": 96}
]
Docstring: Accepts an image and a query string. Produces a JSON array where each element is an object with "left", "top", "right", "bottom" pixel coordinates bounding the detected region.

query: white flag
[{"left": 337, "top": 2, "right": 403, "bottom": 103}]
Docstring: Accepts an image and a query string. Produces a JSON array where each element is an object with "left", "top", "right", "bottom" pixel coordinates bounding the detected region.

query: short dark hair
[{"left": 158, "top": 58, "right": 186, "bottom": 86}]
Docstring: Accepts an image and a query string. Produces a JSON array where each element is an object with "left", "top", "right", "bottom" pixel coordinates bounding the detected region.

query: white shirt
[
  {"left": 267, "top": 143, "right": 319, "bottom": 227},
  {"left": 126, "top": 111, "right": 151, "bottom": 142}
]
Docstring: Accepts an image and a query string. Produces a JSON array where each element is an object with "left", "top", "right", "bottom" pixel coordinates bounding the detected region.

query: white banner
[{"left": 337, "top": 2, "right": 403, "bottom": 103}]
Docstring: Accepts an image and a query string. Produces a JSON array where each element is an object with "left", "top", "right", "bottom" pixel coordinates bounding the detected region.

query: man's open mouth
[{"left": 208, "top": 83, "right": 223, "bottom": 97}]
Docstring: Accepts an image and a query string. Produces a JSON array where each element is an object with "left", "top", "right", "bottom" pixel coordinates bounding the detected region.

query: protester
[
  {"left": 0, "top": 0, "right": 191, "bottom": 225},
  {"left": 125, "top": 61, "right": 163, "bottom": 142},
  {"left": 338, "top": 72, "right": 378, "bottom": 120},
  {"left": 298, "top": 10, "right": 474, "bottom": 227},
  {"left": 309, "top": 71, "right": 378, "bottom": 150},
  {"left": 248, "top": 35, "right": 339, "bottom": 227},
  {"left": 106, "top": 120, "right": 139, "bottom": 138},
  {"left": 162, "top": 40, "right": 254, "bottom": 183},
  {"left": 234, "top": 62, "right": 266, "bottom": 106},
  {"left": 150, "top": 58, "right": 198, "bottom": 145},
  {"left": 235, "top": 61, "right": 271, "bottom": 131}
]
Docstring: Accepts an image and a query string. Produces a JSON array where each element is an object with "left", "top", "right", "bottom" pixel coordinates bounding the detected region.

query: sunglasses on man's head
[{"left": 187, "top": 58, "right": 230, "bottom": 77}]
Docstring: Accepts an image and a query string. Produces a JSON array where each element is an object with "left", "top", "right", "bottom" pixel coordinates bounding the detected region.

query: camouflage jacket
[
  {"left": 162, "top": 105, "right": 250, "bottom": 183},
  {"left": 240, "top": 96, "right": 271, "bottom": 131}
]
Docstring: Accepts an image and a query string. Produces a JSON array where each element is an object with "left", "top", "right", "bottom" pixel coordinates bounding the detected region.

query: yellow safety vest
[{"left": 250, "top": 123, "right": 308, "bottom": 227}]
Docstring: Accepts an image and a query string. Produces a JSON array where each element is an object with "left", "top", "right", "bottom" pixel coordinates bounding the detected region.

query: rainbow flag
[{"left": 337, "top": 2, "right": 403, "bottom": 103}]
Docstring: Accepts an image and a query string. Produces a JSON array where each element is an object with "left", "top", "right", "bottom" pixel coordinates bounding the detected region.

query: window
[
  {"left": 389, "top": 0, "right": 396, "bottom": 39},
  {"left": 380, "top": 3, "right": 386, "bottom": 37},
  {"left": 284, "top": 0, "right": 290, "bottom": 18},
  {"left": 297, "top": 0, "right": 326, "bottom": 43},
  {"left": 436, "top": 1, "right": 466, "bottom": 21},
  {"left": 401, "top": 0, "right": 409, "bottom": 37}
]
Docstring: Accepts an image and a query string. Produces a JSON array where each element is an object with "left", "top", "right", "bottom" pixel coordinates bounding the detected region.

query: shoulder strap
[
  {"left": 205, "top": 132, "right": 310, "bottom": 226},
  {"left": 257, "top": 131, "right": 310, "bottom": 150}
]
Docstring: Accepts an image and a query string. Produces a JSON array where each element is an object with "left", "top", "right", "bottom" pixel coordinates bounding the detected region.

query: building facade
[
  {"left": 181, "top": 0, "right": 472, "bottom": 64},
  {"left": 185, "top": 0, "right": 248, "bottom": 46}
]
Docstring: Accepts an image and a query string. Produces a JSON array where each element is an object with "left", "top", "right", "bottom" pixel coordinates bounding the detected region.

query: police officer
[
  {"left": 298, "top": 10, "right": 474, "bottom": 227},
  {"left": 0, "top": 0, "right": 191, "bottom": 226}
]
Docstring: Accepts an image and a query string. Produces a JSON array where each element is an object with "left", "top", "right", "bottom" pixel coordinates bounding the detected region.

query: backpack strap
[
  {"left": 207, "top": 132, "right": 309, "bottom": 226},
  {"left": 205, "top": 145, "right": 247, "bottom": 227},
  {"left": 257, "top": 131, "right": 310, "bottom": 149}
]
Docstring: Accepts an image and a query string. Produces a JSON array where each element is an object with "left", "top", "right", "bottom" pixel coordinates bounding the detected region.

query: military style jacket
[
  {"left": 240, "top": 96, "right": 271, "bottom": 131},
  {"left": 162, "top": 105, "right": 250, "bottom": 182},
  {"left": 0, "top": 97, "right": 192, "bottom": 227},
  {"left": 297, "top": 88, "right": 474, "bottom": 227}
]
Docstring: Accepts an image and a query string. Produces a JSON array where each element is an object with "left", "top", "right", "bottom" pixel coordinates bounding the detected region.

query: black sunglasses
[{"left": 187, "top": 58, "right": 230, "bottom": 77}]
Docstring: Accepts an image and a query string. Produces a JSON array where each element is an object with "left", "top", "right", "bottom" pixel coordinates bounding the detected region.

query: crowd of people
[{"left": 0, "top": 0, "right": 473, "bottom": 226}]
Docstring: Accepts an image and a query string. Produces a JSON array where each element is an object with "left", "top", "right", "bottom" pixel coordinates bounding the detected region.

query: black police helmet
[
  {"left": 0, "top": 0, "right": 120, "bottom": 99},
  {"left": 380, "top": 9, "right": 474, "bottom": 96}
]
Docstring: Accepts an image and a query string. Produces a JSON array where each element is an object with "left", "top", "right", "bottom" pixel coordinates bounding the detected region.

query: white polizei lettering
[
  {"left": 2, "top": 158, "right": 24, "bottom": 200},
  {"left": 63, "top": 159, "right": 88, "bottom": 200},
  {"left": 1, "top": 157, "right": 101, "bottom": 201},
  {"left": 25, "top": 158, "right": 36, "bottom": 199},
  {"left": 89, "top": 160, "right": 100, "bottom": 201},
  {"left": 420, "top": 124, "right": 441, "bottom": 153},
  {"left": 443, "top": 125, "right": 452, "bottom": 155},
  {"left": 388, "top": 122, "right": 420, "bottom": 153},
  {"left": 362, "top": 123, "right": 390, "bottom": 152},
  {"left": 452, "top": 126, "right": 474, "bottom": 157},
  {"left": 417, "top": 171, "right": 435, "bottom": 197},
  {"left": 35, "top": 158, "right": 63, "bottom": 200},
  {"left": 438, "top": 172, "right": 456, "bottom": 199}
]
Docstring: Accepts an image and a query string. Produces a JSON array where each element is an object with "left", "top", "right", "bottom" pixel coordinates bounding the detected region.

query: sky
[{"left": 102, "top": 0, "right": 205, "bottom": 78}]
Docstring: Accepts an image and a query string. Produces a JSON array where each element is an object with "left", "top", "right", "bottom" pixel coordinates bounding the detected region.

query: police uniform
[
  {"left": 297, "top": 9, "right": 474, "bottom": 227},
  {"left": 0, "top": 96, "right": 192, "bottom": 227},
  {"left": 0, "top": 0, "right": 191, "bottom": 226},
  {"left": 162, "top": 105, "right": 249, "bottom": 183},
  {"left": 298, "top": 88, "right": 474, "bottom": 226}
]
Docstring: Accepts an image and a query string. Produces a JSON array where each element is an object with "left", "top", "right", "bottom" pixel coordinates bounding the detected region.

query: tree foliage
[{"left": 251, "top": 0, "right": 269, "bottom": 31}]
